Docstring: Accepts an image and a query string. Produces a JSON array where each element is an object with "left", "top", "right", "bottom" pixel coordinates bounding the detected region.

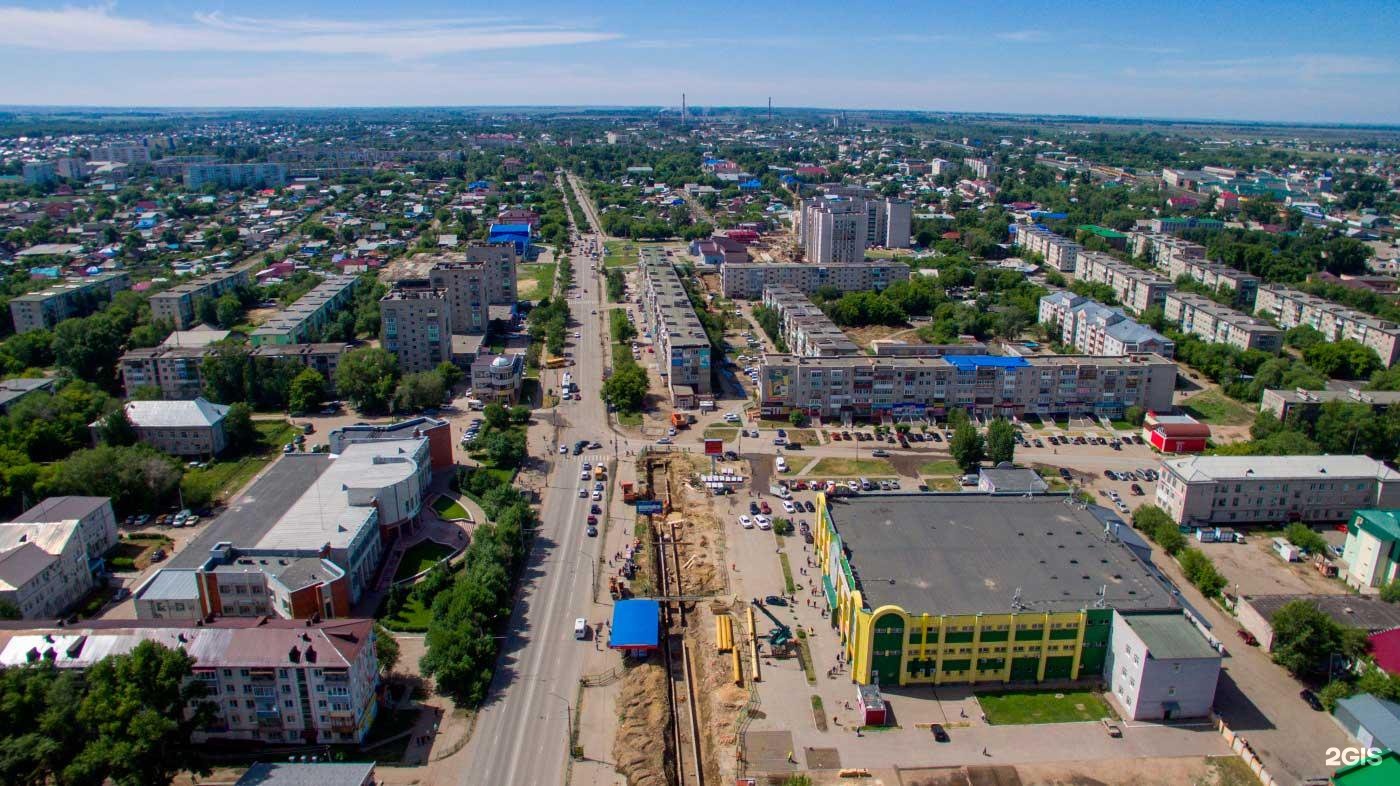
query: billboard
[
  {"left": 636, "top": 500, "right": 663, "bottom": 514},
  {"left": 704, "top": 438, "right": 724, "bottom": 456}
]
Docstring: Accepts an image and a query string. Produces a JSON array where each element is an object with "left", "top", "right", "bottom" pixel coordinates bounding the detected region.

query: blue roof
[
  {"left": 944, "top": 355, "right": 1029, "bottom": 370},
  {"left": 489, "top": 223, "right": 531, "bottom": 237},
  {"left": 610, "top": 599, "right": 660, "bottom": 649}
]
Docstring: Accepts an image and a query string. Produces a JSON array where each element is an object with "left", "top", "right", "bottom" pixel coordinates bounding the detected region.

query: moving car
[{"left": 763, "top": 595, "right": 787, "bottom": 606}]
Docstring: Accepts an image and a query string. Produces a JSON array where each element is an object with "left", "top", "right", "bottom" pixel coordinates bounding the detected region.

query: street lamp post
[{"left": 546, "top": 691, "right": 575, "bottom": 760}]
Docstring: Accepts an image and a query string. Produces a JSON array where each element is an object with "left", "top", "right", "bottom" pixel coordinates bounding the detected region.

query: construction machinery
[{"left": 751, "top": 599, "right": 797, "bottom": 657}]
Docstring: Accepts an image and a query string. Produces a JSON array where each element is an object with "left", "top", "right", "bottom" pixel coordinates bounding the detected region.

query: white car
[
  {"left": 782, "top": 500, "right": 797, "bottom": 514},
  {"left": 560, "top": 445, "right": 568, "bottom": 454},
  {"left": 776, "top": 457, "right": 788, "bottom": 473},
  {"left": 592, "top": 490, "right": 603, "bottom": 501},
  {"left": 580, "top": 469, "right": 590, "bottom": 481},
  {"left": 739, "top": 515, "right": 754, "bottom": 529},
  {"left": 578, "top": 487, "right": 588, "bottom": 498},
  {"left": 755, "top": 515, "right": 772, "bottom": 530}
]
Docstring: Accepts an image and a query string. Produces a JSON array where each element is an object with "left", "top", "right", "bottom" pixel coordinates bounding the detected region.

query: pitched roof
[{"left": 121, "top": 397, "right": 230, "bottom": 428}]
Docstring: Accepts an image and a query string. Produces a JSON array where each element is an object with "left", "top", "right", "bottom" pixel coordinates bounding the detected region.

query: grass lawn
[
  {"left": 778, "top": 551, "right": 796, "bottom": 593},
  {"left": 703, "top": 426, "right": 738, "bottom": 440},
  {"left": 603, "top": 239, "right": 638, "bottom": 268},
  {"left": 777, "top": 455, "right": 814, "bottom": 475},
  {"left": 1180, "top": 389, "right": 1253, "bottom": 426},
  {"left": 184, "top": 420, "right": 299, "bottom": 503},
  {"left": 431, "top": 495, "right": 470, "bottom": 520},
  {"left": 1109, "top": 419, "right": 1137, "bottom": 431},
  {"left": 811, "top": 457, "right": 895, "bottom": 477},
  {"left": 977, "top": 689, "right": 1115, "bottom": 725},
  {"left": 919, "top": 459, "right": 961, "bottom": 476},
  {"left": 380, "top": 594, "right": 432, "bottom": 632},
  {"left": 1045, "top": 477, "right": 1071, "bottom": 492},
  {"left": 924, "top": 477, "right": 959, "bottom": 491},
  {"left": 394, "top": 540, "right": 454, "bottom": 582},
  {"left": 517, "top": 262, "right": 557, "bottom": 300},
  {"left": 616, "top": 411, "right": 642, "bottom": 427}
]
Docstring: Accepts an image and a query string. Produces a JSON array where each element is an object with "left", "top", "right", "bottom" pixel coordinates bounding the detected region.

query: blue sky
[{"left": 1, "top": 1, "right": 1398, "bottom": 123}]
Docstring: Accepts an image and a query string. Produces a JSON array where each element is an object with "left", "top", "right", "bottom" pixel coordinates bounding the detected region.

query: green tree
[
  {"left": 949, "top": 423, "right": 985, "bottom": 473},
  {"left": 985, "top": 419, "right": 1016, "bottom": 465},
  {"left": 508, "top": 404, "right": 531, "bottom": 424},
  {"left": 1123, "top": 406, "right": 1147, "bottom": 427},
  {"left": 376, "top": 625, "right": 401, "bottom": 674},
  {"left": 334, "top": 347, "right": 399, "bottom": 414},
  {"left": 213, "top": 293, "right": 242, "bottom": 329},
  {"left": 1270, "top": 600, "right": 1362, "bottom": 678},
  {"left": 287, "top": 368, "right": 327, "bottom": 414},
  {"left": 1380, "top": 580, "right": 1400, "bottom": 603},
  {"left": 96, "top": 407, "right": 138, "bottom": 447},
  {"left": 394, "top": 371, "right": 446, "bottom": 413},
  {"left": 483, "top": 402, "right": 510, "bottom": 431},
  {"left": 601, "top": 363, "right": 649, "bottom": 414},
  {"left": 1284, "top": 522, "right": 1328, "bottom": 556},
  {"left": 435, "top": 361, "right": 464, "bottom": 390},
  {"left": 68, "top": 640, "right": 212, "bottom": 786},
  {"left": 788, "top": 410, "right": 808, "bottom": 427},
  {"left": 480, "top": 429, "right": 526, "bottom": 469},
  {"left": 221, "top": 402, "right": 257, "bottom": 455},
  {"left": 39, "top": 445, "right": 182, "bottom": 514}
]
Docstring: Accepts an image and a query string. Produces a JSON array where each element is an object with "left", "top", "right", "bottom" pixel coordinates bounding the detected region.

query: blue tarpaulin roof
[
  {"left": 944, "top": 355, "right": 1029, "bottom": 370},
  {"left": 610, "top": 599, "right": 660, "bottom": 649},
  {"left": 490, "top": 223, "right": 531, "bottom": 236}
]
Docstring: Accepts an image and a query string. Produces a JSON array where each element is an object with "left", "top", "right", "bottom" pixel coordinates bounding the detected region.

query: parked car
[
  {"left": 804, "top": 500, "right": 815, "bottom": 512},
  {"left": 1102, "top": 719, "right": 1122, "bottom": 738},
  {"left": 1237, "top": 629, "right": 1259, "bottom": 646},
  {"left": 931, "top": 723, "right": 950, "bottom": 743},
  {"left": 749, "top": 501, "right": 760, "bottom": 515},
  {"left": 1300, "top": 689, "right": 1324, "bottom": 711},
  {"left": 763, "top": 595, "right": 787, "bottom": 606},
  {"left": 871, "top": 448, "right": 890, "bottom": 457},
  {"left": 739, "top": 515, "right": 754, "bottom": 529},
  {"left": 760, "top": 501, "right": 771, "bottom": 514},
  {"left": 755, "top": 515, "right": 772, "bottom": 530}
]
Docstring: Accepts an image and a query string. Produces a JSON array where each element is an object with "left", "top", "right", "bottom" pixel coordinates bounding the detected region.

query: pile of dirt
[{"left": 612, "top": 660, "right": 670, "bottom": 786}]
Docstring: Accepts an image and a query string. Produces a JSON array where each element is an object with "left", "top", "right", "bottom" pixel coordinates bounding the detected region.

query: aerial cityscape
[{"left": 4, "top": 3, "right": 1400, "bottom": 786}]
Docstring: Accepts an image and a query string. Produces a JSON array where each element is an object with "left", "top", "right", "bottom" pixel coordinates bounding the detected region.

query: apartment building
[
  {"left": 1260, "top": 387, "right": 1400, "bottom": 422},
  {"left": 1255, "top": 284, "right": 1400, "bottom": 367},
  {"left": 1165, "top": 257, "right": 1260, "bottom": 306},
  {"left": 96, "top": 143, "right": 151, "bottom": 165},
  {"left": 0, "top": 497, "right": 116, "bottom": 619},
  {"left": 815, "top": 186, "right": 912, "bottom": 249},
  {"left": 427, "top": 244, "right": 519, "bottom": 335},
  {"left": 99, "top": 398, "right": 231, "bottom": 457},
  {"left": 757, "top": 352, "right": 1176, "bottom": 421},
  {"left": 11, "top": 497, "right": 117, "bottom": 574},
  {"left": 761, "top": 286, "right": 860, "bottom": 356},
  {"left": 380, "top": 283, "right": 450, "bottom": 373},
  {"left": 22, "top": 161, "right": 56, "bottom": 186},
  {"left": 800, "top": 197, "right": 866, "bottom": 264},
  {"left": 120, "top": 343, "right": 348, "bottom": 399},
  {"left": 150, "top": 267, "right": 252, "bottom": 329},
  {"left": 1074, "top": 251, "right": 1174, "bottom": 313},
  {"left": 1149, "top": 216, "right": 1224, "bottom": 235},
  {"left": 720, "top": 260, "right": 909, "bottom": 298},
  {"left": 963, "top": 157, "right": 991, "bottom": 178},
  {"left": 869, "top": 341, "right": 989, "bottom": 357},
  {"left": 1155, "top": 455, "right": 1400, "bottom": 526},
  {"left": 183, "top": 162, "right": 288, "bottom": 190},
  {"left": 8, "top": 271, "right": 132, "bottom": 333},
  {"left": 1013, "top": 224, "right": 1080, "bottom": 272},
  {"left": 1038, "top": 293, "right": 1175, "bottom": 358},
  {"left": 1129, "top": 231, "right": 1206, "bottom": 267},
  {"left": 640, "top": 250, "right": 712, "bottom": 406},
  {"left": 250, "top": 275, "right": 361, "bottom": 347},
  {"left": 1163, "top": 292, "right": 1283, "bottom": 352},
  {"left": 0, "top": 618, "right": 380, "bottom": 745}
]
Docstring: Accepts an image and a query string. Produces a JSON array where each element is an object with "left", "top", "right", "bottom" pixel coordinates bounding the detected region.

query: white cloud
[
  {"left": 0, "top": 5, "right": 620, "bottom": 57},
  {"left": 995, "top": 30, "right": 1046, "bottom": 43}
]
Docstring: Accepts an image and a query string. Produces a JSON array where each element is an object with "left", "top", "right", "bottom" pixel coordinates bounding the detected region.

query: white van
[
  {"left": 776, "top": 456, "right": 788, "bottom": 473},
  {"left": 575, "top": 618, "right": 589, "bottom": 640}
]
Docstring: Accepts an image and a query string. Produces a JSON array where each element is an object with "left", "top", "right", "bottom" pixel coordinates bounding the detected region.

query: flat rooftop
[{"left": 827, "top": 494, "right": 1177, "bottom": 616}]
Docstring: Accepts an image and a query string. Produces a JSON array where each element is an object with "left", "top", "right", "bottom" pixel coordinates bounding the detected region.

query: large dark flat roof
[
  {"left": 168, "top": 455, "right": 332, "bottom": 569},
  {"left": 828, "top": 494, "right": 1178, "bottom": 616}
]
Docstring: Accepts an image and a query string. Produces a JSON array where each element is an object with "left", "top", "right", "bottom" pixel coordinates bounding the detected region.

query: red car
[
  {"left": 586, "top": 515, "right": 597, "bottom": 525},
  {"left": 759, "top": 501, "right": 771, "bottom": 514},
  {"left": 1237, "top": 629, "right": 1258, "bottom": 646}
]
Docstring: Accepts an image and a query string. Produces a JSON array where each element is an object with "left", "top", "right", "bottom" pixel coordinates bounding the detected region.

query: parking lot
[{"left": 1198, "top": 535, "right": 1350, "bottom": 597}]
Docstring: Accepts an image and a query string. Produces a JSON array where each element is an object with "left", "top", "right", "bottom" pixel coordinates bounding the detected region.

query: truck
[
  {"left": 593, "top": 464, "right": 606, "bottom": 481},
  {"left": 621, "top": 481, "right": 637, "bottom": 503}
]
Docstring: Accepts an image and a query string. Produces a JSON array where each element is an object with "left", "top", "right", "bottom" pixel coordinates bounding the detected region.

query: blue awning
[{"left": 610, "top": 599, "right": 661, "bottom": 649}]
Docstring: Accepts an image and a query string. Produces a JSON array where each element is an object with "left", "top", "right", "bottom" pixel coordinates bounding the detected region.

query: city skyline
[{"left": 0, "top": 0, "right": 1398, "bottom": 124}]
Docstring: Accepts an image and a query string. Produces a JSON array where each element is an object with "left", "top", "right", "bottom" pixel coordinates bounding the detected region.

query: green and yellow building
[{"left": 815, "top": 492, "right": 1178, "bottom": 687}]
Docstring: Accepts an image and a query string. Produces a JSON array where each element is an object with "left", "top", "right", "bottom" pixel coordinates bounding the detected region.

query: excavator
[{"left": 751, "top": 598, "right": 797, "bottom": 658}]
